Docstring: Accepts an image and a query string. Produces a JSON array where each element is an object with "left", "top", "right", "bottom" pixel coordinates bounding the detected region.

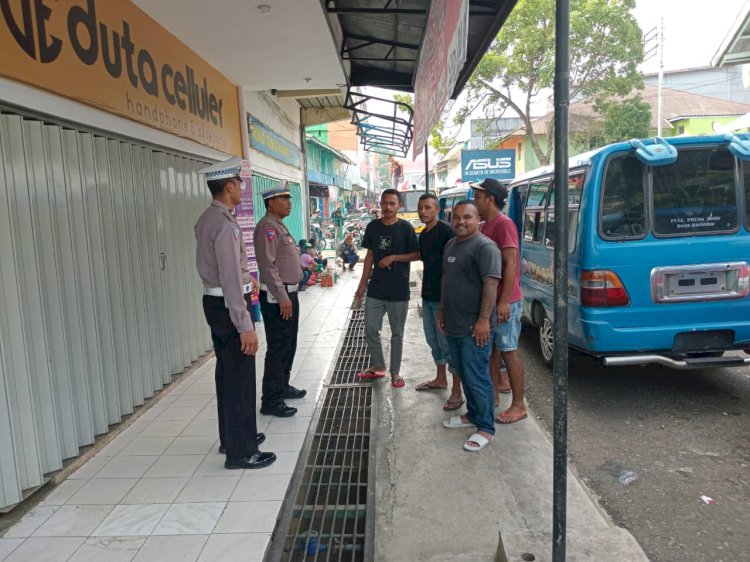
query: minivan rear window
[{"left": 652, "top": 147, "right": 738, "bottom": 236}]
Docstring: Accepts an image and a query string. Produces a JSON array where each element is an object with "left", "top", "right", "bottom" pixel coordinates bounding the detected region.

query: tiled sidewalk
[{"left": 0, "top": 271, "right": 359, "bottom": 562}]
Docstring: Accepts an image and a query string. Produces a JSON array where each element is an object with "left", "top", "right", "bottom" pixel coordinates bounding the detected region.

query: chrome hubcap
[{"left": 540, "top": 317, "right": 554, "bottom": 361}]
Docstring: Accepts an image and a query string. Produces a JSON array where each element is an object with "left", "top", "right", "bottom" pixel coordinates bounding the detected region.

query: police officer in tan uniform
[
  {"left": 254, "top": 181, "right": 307, "bottom": 417},
  {"left": 195, "top": 157, "right": 276, "bottom": 470}
]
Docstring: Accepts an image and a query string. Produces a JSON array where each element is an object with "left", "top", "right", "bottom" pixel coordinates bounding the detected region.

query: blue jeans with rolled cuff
[
  {"left": 446, "top": 332, "right": 495, "bottom": 435},
  {"left": 422, "top": 300, "right": 456, "bottom": 374}
]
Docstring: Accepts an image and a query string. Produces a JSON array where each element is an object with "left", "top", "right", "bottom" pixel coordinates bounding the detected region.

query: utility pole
[
  {"left": 657, "top": 17, "right": 665, "bottom": 137},
  {"left": 643, "top": 21, "right": 665, "bottom": 137},
  {"left": 552, "top": 0, "right": 570, "bottom": 558}
]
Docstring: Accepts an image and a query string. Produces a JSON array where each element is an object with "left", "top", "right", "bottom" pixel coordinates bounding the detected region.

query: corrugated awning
[
  {"left": 325, "top": 0, "right": 518, "bottom": 96},
  {"left": 324, "top": 0, "right": 518, "bottom": 156}
]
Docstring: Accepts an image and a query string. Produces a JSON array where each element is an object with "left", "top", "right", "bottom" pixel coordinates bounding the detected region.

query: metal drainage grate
[
  {"left": 268, "top": 302, "right": 375, "bottom": 562},
  {"left": 330, "top": 313, "right": 369, "bottom": 386}
]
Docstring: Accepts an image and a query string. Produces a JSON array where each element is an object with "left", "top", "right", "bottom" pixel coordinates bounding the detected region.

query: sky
[
  {"left": 635, "top": 0, "right": 747, "bottom": 74},
  {"left": 367, "top": 0, "right": 750, "bottom": 157}
]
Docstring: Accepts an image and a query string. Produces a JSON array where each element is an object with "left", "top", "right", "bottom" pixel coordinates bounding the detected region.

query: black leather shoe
[
  {"left": 283, "top": 385, "right": 307, "bottom": 400},
  {"left": 224, "top": 452, "right": 277, "bottom": 470},
  {"left": 218, "top": 433, "right": 265, "bottom": 455},
  {"left": 260, "top": 401, "right": 297, "bottom": 417}
]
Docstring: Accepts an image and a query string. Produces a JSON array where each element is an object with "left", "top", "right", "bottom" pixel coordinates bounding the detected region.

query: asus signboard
[{"left": 461, "top": 149, "right": 515, "bottom": 181}]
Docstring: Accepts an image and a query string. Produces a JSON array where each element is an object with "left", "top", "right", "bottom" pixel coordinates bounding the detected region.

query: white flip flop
[
  {"left": 442, "top": 415, "right": 476, "bottom": 429},
  {"left": 464, "top": 432, "right": 493, "bottom": 452}
]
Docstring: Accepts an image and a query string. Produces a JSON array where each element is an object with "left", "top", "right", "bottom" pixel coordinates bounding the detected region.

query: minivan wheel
[{"left": 538, "top": 312, "right": 554, "bottom": 368}]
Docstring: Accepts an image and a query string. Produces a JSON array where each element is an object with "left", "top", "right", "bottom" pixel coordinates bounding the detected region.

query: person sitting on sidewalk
[
  {"left": 414, "top": 193, "right": 464, "bottom": 411},
  {"left": 355, "top": 189, "right": 420, "bottom": 388},
  {"left": 438, "top": 200, "right": 501, "bottom": 452},
  {"left": 300, "top": 238, "right": 329, "bottom": 270},
  {"left": 299, "top": 243, "right": 317, "bottom": 290},
  {"left": 337, "top": 233, "right": 359, "bottom": 271},
  {"left": 472, "top": 178, "right": 528, "bottom": 424}
]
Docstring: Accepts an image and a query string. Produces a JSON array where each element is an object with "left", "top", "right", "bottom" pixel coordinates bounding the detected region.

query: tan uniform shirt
[
  {"left": 254, "top": 213, "right": 302, "bottom": 303},
  {"left": 195, "top": 200, "right": 254, "bottom": 333}
]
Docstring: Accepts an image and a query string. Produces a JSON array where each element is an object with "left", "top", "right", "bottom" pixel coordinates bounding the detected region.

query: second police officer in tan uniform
[
  {"left": 254, "top": 181, "right": 308, "bottom": 417},
  {"left": 195, "top": 157, "right": 275, "bottom": 470}
]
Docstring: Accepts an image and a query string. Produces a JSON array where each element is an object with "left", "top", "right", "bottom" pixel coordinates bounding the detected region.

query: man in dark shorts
[
  {"left": 355, "top": 189, "right": 419, "bottom": 388},
  {"left": 472, "top": 178, "right": 527, "bottom": 425}
]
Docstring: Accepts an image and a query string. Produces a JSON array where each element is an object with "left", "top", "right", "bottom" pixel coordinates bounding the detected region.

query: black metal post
[
  {"left": 552, "top": 0, "right": 570, "bottom": 561},
  {"left": 424, "top": 144, "right": 429, "bottom": 192}
]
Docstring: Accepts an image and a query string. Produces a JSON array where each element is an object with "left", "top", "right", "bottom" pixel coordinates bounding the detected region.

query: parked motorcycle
[
  {"left": 342, "top": 220, "right": 364, "bottom": 247},
  {"left": 310, "top": 221, "right": 334, "bottom": 250}
]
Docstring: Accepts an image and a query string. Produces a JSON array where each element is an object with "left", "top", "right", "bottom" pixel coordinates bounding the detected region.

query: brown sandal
[{"left": 442, "top": 399, "right": 465, "bottom": 411}]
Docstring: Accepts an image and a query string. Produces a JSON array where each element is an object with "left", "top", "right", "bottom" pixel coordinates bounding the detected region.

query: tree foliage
[
  {"left": 598, "top": 96, "right": 652, "bottom": 143},
  {"left": 439, "top": 0, "right": 644, "bottom": 165},
  {"left": 572, "top": 96, "right": 652, "bottom": 149}
]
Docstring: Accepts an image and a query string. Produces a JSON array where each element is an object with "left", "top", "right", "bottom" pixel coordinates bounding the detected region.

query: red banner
[{"left": 412, "top": 0, "right": 469, "bottom": 158}]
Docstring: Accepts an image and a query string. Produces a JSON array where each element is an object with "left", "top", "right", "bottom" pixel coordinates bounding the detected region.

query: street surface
[{"left": 519, "top": 329, "right": 749, "bottom": 562}]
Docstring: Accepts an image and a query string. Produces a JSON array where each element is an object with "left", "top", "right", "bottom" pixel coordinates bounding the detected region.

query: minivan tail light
[{"left": 581, "top": 270, "right": 630, "bottom": 307}]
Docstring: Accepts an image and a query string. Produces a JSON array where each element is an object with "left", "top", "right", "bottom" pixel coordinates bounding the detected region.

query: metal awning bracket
[{"left": 344, "top": 88, "right": 413, "bottom": 158}]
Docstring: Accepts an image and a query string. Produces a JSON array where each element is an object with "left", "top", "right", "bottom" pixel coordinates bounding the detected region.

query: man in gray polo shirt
[{"left": 438, "top": 200, "right": 501, "bottom": 452}]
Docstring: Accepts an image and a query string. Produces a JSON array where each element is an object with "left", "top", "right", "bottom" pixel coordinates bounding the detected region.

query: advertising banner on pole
[
  {"left": 235, "top": 159, "right": 259, "bottom": 307},
  {"left": 460, "top": 149, "right": 516, "bottom": 182},
  {"left": 412, "top": 0, "right": 469, "bottom": 158}
]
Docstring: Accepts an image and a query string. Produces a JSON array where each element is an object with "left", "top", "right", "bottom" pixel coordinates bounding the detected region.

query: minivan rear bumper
[
  {"left": 578, "top": 317, "right": 750, "bottom": 353},
  {"left": 603, "top": 354, "right": 750, "bottom": 369}
]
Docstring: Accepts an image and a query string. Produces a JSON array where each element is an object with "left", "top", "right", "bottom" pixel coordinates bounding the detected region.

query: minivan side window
[
  {"left": 526, "top": 180, "right": 549, "bottom": 207},
  {"left": 444, "top": 197, "right": 455, "bottom": 223},
  {"left": 545, "top": 173, "right": 584, "bottom": 252},
  {"left": 744, "top": 162, "right": 750, "bottom": 231},
  {"left": 523, "top": 210, "right": 541, "bottom": 242},
  {"left": 600, "top": 155, "right": 646, "bottom": 240},
  {"left": 523, "top": 180, "right": 549, "bottom": 244}
]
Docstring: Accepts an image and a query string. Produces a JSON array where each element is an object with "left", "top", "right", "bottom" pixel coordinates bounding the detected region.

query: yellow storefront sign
[{"left": 0, "top": 0, "right": 241, "bottom": 154}]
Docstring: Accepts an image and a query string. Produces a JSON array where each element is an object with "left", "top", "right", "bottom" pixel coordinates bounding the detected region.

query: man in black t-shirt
[
  {"left": 355, "top": 189, "right": 420, "bottom": 387},
  {"left": 414, "top": 193, "right": 464, "bottom": 410}
]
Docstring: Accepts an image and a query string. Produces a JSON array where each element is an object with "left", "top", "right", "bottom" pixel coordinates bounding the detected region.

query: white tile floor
[{"left": 0, "top": 272, "right": 359, "bottom": 562}]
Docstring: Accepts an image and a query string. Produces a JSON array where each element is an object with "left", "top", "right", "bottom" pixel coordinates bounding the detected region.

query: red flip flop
[
  {"left": 357, "top": 369, "right": 386, "bottom": 380},
  {"left": 391, "top": 377, "right": 405, "bottom": 388}
]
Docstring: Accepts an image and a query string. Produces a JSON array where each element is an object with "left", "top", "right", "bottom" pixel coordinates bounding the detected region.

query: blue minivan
[
  {"left": 437, "top": 183, "right": 473, "bottom": 223},
  {"left": 504, "top": 135, "right": 750, "bottom": 369}
]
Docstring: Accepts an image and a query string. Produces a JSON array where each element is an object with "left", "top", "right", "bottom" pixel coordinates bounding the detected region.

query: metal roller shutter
[{"left": 0, "top": 108, "right": 213, "bottom": 510}]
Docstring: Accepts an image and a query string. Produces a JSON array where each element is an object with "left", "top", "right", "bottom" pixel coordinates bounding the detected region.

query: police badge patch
[{"left": 266, "top": 228, "right": 276, "bottom": 240}]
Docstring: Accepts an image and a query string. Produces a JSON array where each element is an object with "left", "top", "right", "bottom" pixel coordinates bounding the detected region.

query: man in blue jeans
[
  {"left": 438, "top": 201, "right": 501, "bottom": 452},
  {"left": 414, "top": 193, "right": 463, "bottom": 411}
]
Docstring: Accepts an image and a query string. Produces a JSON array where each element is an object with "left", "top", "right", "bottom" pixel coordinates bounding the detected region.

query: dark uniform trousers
[
  {"left": 259, "top": 288, "right": 300, "bottom": 406},
  {"left": 202, "top": 294, "right": 258, "bottom": 459}
]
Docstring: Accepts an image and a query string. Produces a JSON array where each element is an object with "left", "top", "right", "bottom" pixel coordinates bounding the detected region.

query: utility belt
[
  {"left": 259, "top": 283, "right": 298, "bottom": 294},
  {"left": 203, "top": 283, "right": 253, "bottom": 298}
]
